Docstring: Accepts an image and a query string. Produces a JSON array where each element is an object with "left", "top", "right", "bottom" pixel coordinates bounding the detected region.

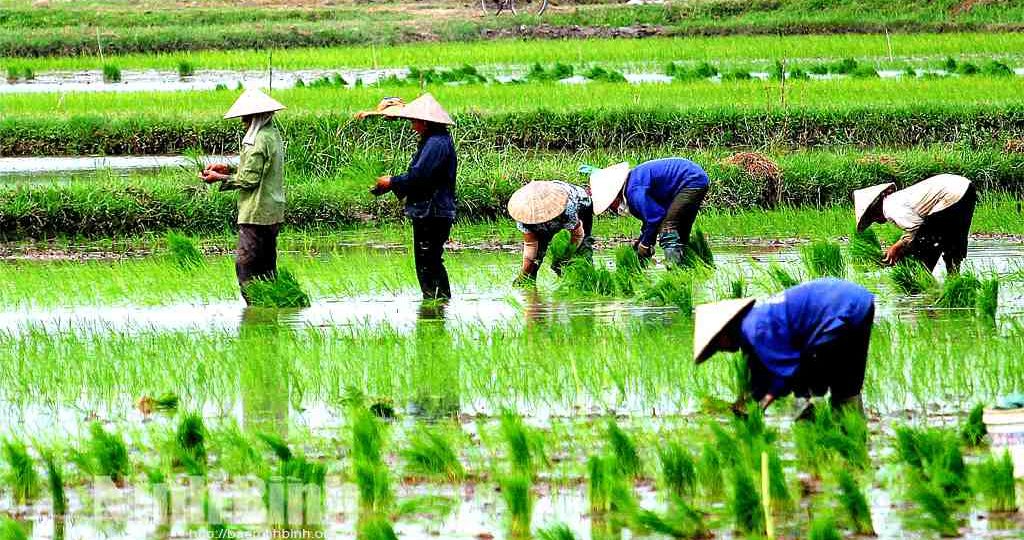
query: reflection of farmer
[
  {"left": 507, "top": 181, "right": 594, "bottom": 283},
  {"left": 238, "top": 307, "right": 289, "bottom": 438},
  {"left": 363, "top": 94, "right": 458, "bottom": 300},
  {"left": 200, "top": 89, "right": 286, "bottom": 303},
  {"left": 410, "top": 302, "right": 459, "bottom": 420},
  {"left": 588, "top": 158, "right": 709, "bottom": 266},
  {"left": 854, "top": 174, "right": 976, "bottom": 273},
  {"left": 694, "top": 278, "right": 875, "bottom": 416}
]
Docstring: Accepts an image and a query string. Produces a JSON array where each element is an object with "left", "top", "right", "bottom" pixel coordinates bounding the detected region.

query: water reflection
[
  {"left": 408, "top": 301, "right": 460, "bottom": 420},
  {"left": 238, "top": 307, "right": 296, "bottom": 439}
]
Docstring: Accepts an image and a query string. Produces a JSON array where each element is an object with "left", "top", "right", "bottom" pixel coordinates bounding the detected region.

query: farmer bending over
[
  {"left": 200, "top": 89, "right": 286, "bottom": 304},
  {"left": 507, "top": 181, "right": 594, "bottom": 284},
  {"left": 854, "top": 174, "right": 976, "bottom": 273},
  {"left": 588, "top": 158, "right": 709, "bottom": 266},
  {"left": 694, "top": 278, "right": 876, "bottom": 417}
]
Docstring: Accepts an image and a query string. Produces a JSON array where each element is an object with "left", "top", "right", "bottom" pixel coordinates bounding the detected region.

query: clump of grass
[
  {"left": 972, "top": 451, "right": 1017, "bottom": 514},
  {"left": 166, "top": 231, "right": 204, "bottom": 269},
  {"left": 982, "top": 60, "right": 1013, "bottom": 77},
  {"left": 176, "top": 412, "right": 207, "bottom": 475},
  {"left": 3, "top": 440, "right": 39, "bottom": 505},
  {"left": 801, "top": 239, "right": 846, "bottom": 278},
  {"left": 889, "top": 259, "right": 937, "bottom": 295},
  {"left": 87, "top": 423, "right": 131, "bottom": 487},
  {"left": 401, "top": 427, "right": 464, "bottom": 482},
  {"left": 935, "top": 272, "right": 981, "bottom": 309},
  {"left": 766, "top": 263, "right": 799, "bottom": 289},
  {"left": 729, "top": 278, "right": 746, "bottom": 299},
  {"left": 659, "top": 442, "right": 696, "bottom": 499},
  {"left": 584, "top": 66, "right": 626, "bottom": 83},
  {"left": 0, "top": 518, "right": 27, "bottom": 540},
  {"left": 342, "top": 152, "right": 386, "bottom": 184},
  {"left": 42, "top": 453, "right": 66, "bottom": 518},
  {"left": 808, "top": 513, "right": 842, "bottom": 540},
  {"left": 794, "top": 405, "right": 869, "bottom": 476},
  {"left": 500, "top": 473, "right": 533, "bottom": 538},
  {"left": 836, "top": 469, "right": 874, "bottom": 535},
  {"left": 526, "top": 62, "right": 574, "bottom": 82},
  {"left": 243, "top": 268, "right": 311, "bottom": 308},
  {"left": 259, "top": 435, "right": 327, "bottom": 527},
  {"left": 977, "top": 278, "right": 999, "bottom": 320},
  {"left": 354, "top": 458, "right": 393, "bottom": 514},
  {"left": 895, "top": 426, "right": 970, "bottom": 502},
  {"left": 728, "top": 465, "right": 764, "bottom": 534},
  {"left": 102, "top": 64, "right": 122, "bottom": 83},
  {"left": 606, "top": 421, "right": 641, "bottom": 479},
  {"left": 961, "top": 403, "right": 987, "bottom": 447},
  {"left": 614, "top": 244, "right": 644, "bottom": 277},
  {"left": 500, "top": 411, "right": 546, "bottom": 476},
  {"left": 848, "top": 228, "right": 883, "bottom": 267},
  {"left": 642, "top": 270, "right": 694, "bottom": 311},
  {"left": 178, "top": 60, "right": 195, "bottom": 78},
  {"left": 535, "top": 522, "right": 576, "bottom": 540}
]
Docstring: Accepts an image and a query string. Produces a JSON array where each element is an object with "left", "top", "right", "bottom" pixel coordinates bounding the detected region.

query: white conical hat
[
  {"left": 384, "top": 93, "right": 453, "bottom": 125},
  {"left": 853, "top": 183, "right": 896, "bottom": 232},
  {"left": 589, "top": 162, "right": 630, "bottom": 215},
  {"left": 507, "top": 181, "right": 570, "bottom": 225},
  {"left": 355, "top": 96, "right": 406, "bottom": 119},
  {"left": 223, "top": 89, "right": 286, "bottom": 119},
  {"left": 693, "top": 298, "right": 755, "bottom": 364}
]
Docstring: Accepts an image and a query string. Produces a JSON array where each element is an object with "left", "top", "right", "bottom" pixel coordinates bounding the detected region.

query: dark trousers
[
  {"left": 236, "top": 223, "right": 281, "bottom": 303},
  {"left": 658, "top": 186, "right": 708, "bottom": 265},
  {"left": 792, "top": 304, "right": 875, "bottom": 404},
  {"left": 907, "top": 184, "right": 977, "bottom": 273},
  {"left": 533, "top": 205, "right": 595, "bottom": 270},
  {"left": 412, "top": 217, "right": 453, "bottom": 300}
]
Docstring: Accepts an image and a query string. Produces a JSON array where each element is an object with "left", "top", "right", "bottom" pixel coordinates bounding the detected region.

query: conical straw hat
[
  {"left": 507, "top": 181, "right": 570, "bottom": 225},
  {"left": 223, "top": 89, "right": 286, "bottom": 119},
  {"left": 853, "top": 183, "right": 896, "bottom": 232},
  {"left": 384, "top": 93, "right": 454, "bottom": 125},
  {"left": 589, "top": 162, "right": 630, "bottom": 215},
  {"left": 693, "top": 298, "right": 755, "bottom": 364},
  {"left": 355, "top": 96, "right": 406, "bottom": 119}
]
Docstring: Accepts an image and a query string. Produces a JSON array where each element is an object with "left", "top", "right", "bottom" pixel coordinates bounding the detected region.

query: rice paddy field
[{"left": 2, "top": 1, "right": 1024, "bottom": 539}]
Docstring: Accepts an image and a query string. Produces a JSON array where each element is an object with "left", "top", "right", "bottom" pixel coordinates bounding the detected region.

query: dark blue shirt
[
  {"left": 624, "top": 158, "right": 709, "bottom": 246},
  {"left": 739, "top": 278, "right": 875, "bottom": 399},
  {"left": 391, "top": 129, "right": 457, "bottom": 220}
]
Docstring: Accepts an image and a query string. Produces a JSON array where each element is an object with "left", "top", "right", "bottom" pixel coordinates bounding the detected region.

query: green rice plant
[
  {"left": 259, "top": 436, "right": 327, "bottom": 527},
  {"left": 801, "top": 239, "right": 845, "bottom": 278},
  {"left": 352, "top": 410, "right": 384, "bottom": 465},
  {"left": 258, "top": 433, "right": 293, "bottom": 462},
  {"left": 696, "top": 442, "right": 724, "bottom": 499},
  {"left": 102, "top": 64, "right": 122, "bottom": 83},
  {"left": 977, "top": 278, "right": 999, "bottom": 320},
  {"left": 500, "top": 411, "right": 546, "bottom": 476},
  {"left": 243, "top": 268, "right": 311, "bottom": 308},
  {"left": 982, "top": 60, "right": 1014, "bottom": 77},
  {"left": 400, "top": 427, "right": 464, "bottom": 482},
  {"left": 766, "top": 263, "right": 799, "bottom": 289},
  {"left": 557, "top": 259, "right": 616, "bottom": 297},
  {"left": 836, "top": 469, "right": 874, "bottom": 535},
  {"left": 145, "top": 466, "right": 171, "bottom": 523},
  {"left": 889, "top": 259, "right": 937, "bottom": 295},
  {"left": 895, "top": 427, "right": 970, "bottom": 502},
  {"left": 584, "top": 66, "right": 626, "bottom": 83},
  {"left": 793, "top": 405, "right": 869, "bottom": 476},
  {"left": 613, "top": 244, "right": 644, "bottom": 278},
  {"left": 848, "top": 228, "right": 883, "bottom": 267},
  {"left": 178, "top": 60, "right": 195, "bottom": 78},
  {"left": 682, "top": 228, "right": 715, "bottom": 268},
  {"left": 87, "top": 423, "right": 131, "bottom": 487},
  {"left": 961, "top": 403, "right": 987, "bottom": 447},
  {"left": 935, "top": 272, "right": 981, "bottom": 309},
  {"left": 354, "top": 458, "right": 393, "bottom": 514},
  {"left": 340, "top": 152, "right": 387, "bottom": 185},
  {"left": 0, "top": 518, "right": 27, "bottom": 540},
  {"left": 42, "top": 453, "right": 66, "bottom": 518},
  {"left": 728, "top": 465, "right": 764, "bottom": 534},
  {"left": 659, "top": 441, "right": 696, "bottom": 499},
  {"left": 3, "top": 440, "right": 39, "bottom": 505},
  {"left": 766, "top": 449, "right": 791, "bottom": 508},
  {"left": 606, "top": 421, "right": 642, "bottom": 479},
  {"left": 535, "top": 522, "right": 576, "bottom": 540},
  {"left": 829, "top": 58, "right": 859, "bottom": 74},
  {"left": 500, "top": 473, "right": 533, "bottom": 539},
  {"left": 808, "top": 513, "right": 842, "bottom": 540},
  {"left": 632, "top": 495, "right": 707, "bottom": 539},
  {"left": 972, "top": 451, "right": 1017, "bottom": 514},
  {"left": 176, "top": 412, "right": 207, "bottom": 474},
  {"left": 587, "top": 455, "right": 615, "bottom": 516},
  {"left": 547, "top": 230, "right": 576, "bottom": 273},
  {"left": 728, "top": 278, "right": 746, "bottom": 299},
  {"left": 956, "top": 62, "right": 980, "bottom": 75},
  {"left": 5, "top": 66, "right": 18, "bottom": 82},
  {"left": 906, "top": 481, "right": 960, "bottom": 537},
  {"left": 851, "top": 65, "right": 880, "bottom": 78},
  {"left": 357, "top": 516, "right": 398, "bottom": 540},
  {"left": 732, "top": 355, "right": 751, "bottom": 400},
  {"left": 641, "top": 270, "right": 694, "bottom": 312}
]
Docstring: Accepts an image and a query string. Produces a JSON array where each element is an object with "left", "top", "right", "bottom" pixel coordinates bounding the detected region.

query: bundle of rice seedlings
[
  {"left": 146, "top": 466, "right": 172, "bottom": 522},
  {"left": 500, "top": 411, "right": 547, "bottom": 476},
  {"left": 352, "top": 410, "right": 385, "bottom": 465},
  {"left": 907, "top": 482, "right": 960, "bottom": 536},
  {"left": 766, "top": 450, "right": 791, "bottom": 508},
  {"left": 977, "top": 278, "right": 999, "bottom": 320},
  {"left": 178, "top": 60, "right": 195, "bottom": 78},
  {"left": 724, "top": 152, "right": 782, "bottom": 208},
  {"left": 354, "top": 458, "right": 393, "bottom": 514},
  {"left": 257, "top": 433, "right": 293, "bottom": 462},
  {"left": 732, "top": 355, "right": 752, "bottom": 401},
  {"left": 889, "top": 260, "right": 937, "bottom": 295},
  {"left": 588, "top": 455, "right": 615, "bottom": 516},
  {"left": 243, "top": 268, "right": 311, "bottom": 308},
  {"left": 259, "top": 435, "right": 327, "bottom": 526},
  {"left": 801, "top": 240, "right": 846, "bottom": 278},
  {"left": 935, "top": 272, "right": 981, "bottom": 309},
  {"left": 848, "top": 228, "right": 884, "bottom": 268},
  {"left": 659, "top": 442, "right": 697, "bottom": 499},
  {"left": 766, "top": 263, "right": 799, "bottom": 289},
  {"left": 136, "top": 393, "right": 179, "bottom": 415},
  {"left": 632, "top": 495, "right": 707, "bottom": 539},
  {"left": 641, "top": 270, "right": 694, "bottom": 311},
  {"left": 808, "top": 513, "right": 842, "bottom": 540},
  {"left": 614, "top": 244, "right": 644, "bottom": 277},
  {"left": 0, "top": 518, "right": 27, "bottom": 540},
  {"left": 102, "top": 64, "right": 122, "bottom": 83},
  {"left": 558, "top": 259, "right": 616, "bottom": 297},
  {"left": 176, "top": 412, "right": 207, "bottom": 474},
  {"left": 342, "top": 153, "right": 387, "bottom": 185},
  {"left": 356, "top": 515, "right": 398, "bottom": 540},
  {"left": 500, "top": 473, "right": 533, "bottom": 538},
  {"left": 3, "top": 440, "right": 39, "bottom": 505},
  {"left": 972, "top": 451, "right": 1017, "bottom": 514},
  {"left": 681, "top": 228, "right": 715, "bottom": 268},
  {"left": 87, "top": 423, "right": 131, "bottom": 488},
  {"left": 696, "top": 443, "right": 724, "bottom": 499},
  {"left": 548, "top": 230, "right": 576, "bottom": 273},
  {"left": 535, "top": 522, "right": 577, "bottom": 540},
  {"left": 836, "top": 469, "right": 874, "bottom": 535},
  {"left": 961, "top": 403, "right": 987, "bottom": 447},
  {"left": 400, "top": 427, "right": 464, "bottom": 482},
  {"left": 728, "top": 465, "right": 764, "bottom": 534},
  {"left": 793, "top": 405, "right": 869, "bottom": 476},
  {"left": 606, "top": 421, "right": 642, "bottom": 479},
  {"left": 166, "top": 231, "right": 205, "bottom": 270},
  {"left": 42, "top": 453, "right": 66, "bottom": 518},
  {"left": 729, "top": 278, "right": 746, "bottom": 299},
  {"left": 895, "top": 427, "right": 970, "bottom": 501}
]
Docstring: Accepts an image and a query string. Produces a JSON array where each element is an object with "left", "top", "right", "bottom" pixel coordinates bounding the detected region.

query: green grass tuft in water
[
  {"left": 500, "top": 411, "right": 546, "bottom": 476},
  {"left": 801, "top": 239, "right": 846, "bottom": 278},
  {"left": 0, "top": 517, "right": 28, "bottom": 540},
  {"left": 766, "top": 263, "right": 800, "bottom": 289},
  {"left": 659, "top": 441, "right": 697, "bottom": 499},
  {"left": 633, "top": 495, "right": 707, "bottom": 539},
  {"left": 642, "top": 270, "right": 695, "bottom": 311},
  {"left": 176, "top": 412, "right": 208, "bottom": 475},
  {"left": 243, "top": 268, "right": 311, "bottom": 308},
  {"left": 357, "top": 516, "right": 398, "bottom": 540},
  {"left": 500, "top": 473, "right": 533, "bottom": 539},
  {"left": 547, "top": 230, "right": 577, "bottom": 274},
  {"left": 606, "top": 420, "right": 642, "bottom": 479},
  {"left": 43, "top": 452, "right": 65, "bottom": 518},
  {"left": 972, "top": 451, "right": 1017, "bottom": 514},
  {"left": 961, "top": 403, "right": 987, "bottom": 447},
  {"left": 166, "top": 231, "right": 205, "bottom": 270},
  {"left": 848, "top": 228, "right": 883, "bottom": 267},
  {"left": 935, "top": 272, "right": 981, "bottom": 309},
  {"left": 889, "top": 259, "right": 937, "bottom": 295},
  {"left": 976, "top": 278, "right": 999, "bottom": 320},
  {"left": 86, "top": 423, "right": 131, "bottom": 487},
  {"left": 728, "top": 464, "right": 764, "bottom": 534},
  {"left": 808, "top": 513, "right": 842, "bottom": 540},
  {"left": 681, "top": 228, "right": 715, "bottom": 268},
  {"left": 3, "top": 440, "right": 39, "bottom": 506},
  {"left": 535, "top": 522, "right": 577, "bottom": 540},
  {"left": 401, "top": 427, "right": 465, "bottom": 482},
  {"left": 836, "top": 469, "right": 875, "bottom": 535}
]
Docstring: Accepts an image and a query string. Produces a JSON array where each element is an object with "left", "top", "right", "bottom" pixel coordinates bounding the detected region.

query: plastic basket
[{"left": 983, "top": 407, "right": 1024, "bottom": 478}]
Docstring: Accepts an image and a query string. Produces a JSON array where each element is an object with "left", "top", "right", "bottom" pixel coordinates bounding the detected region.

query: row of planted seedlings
[{"left": 0, "top": 388, "right": 1016, "bottom": 539}]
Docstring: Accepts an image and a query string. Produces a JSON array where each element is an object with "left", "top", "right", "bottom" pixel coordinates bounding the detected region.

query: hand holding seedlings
[
  {"left": 883, "top": 239, "right": 909, "bottom": 265},
  {"left": 370, "top": 175, "right": 392, "bottom": 196}
]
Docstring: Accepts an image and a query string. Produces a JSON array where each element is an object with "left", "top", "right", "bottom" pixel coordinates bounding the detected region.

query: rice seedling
[
  {"left": 354, "top": 458, "right": 393, "bottom": 514},
  {"left": 836, "top": 469, "right": 874, "bottom": 535},
  {"left": 357, "top": 516, "right": 398, "bottom": 540},
  {"left": 242, "top": 268, "right": 311, "bottom": 308},
  {"left": 400, "top": 427, "right": 465, "bottom": 482},
  {"left": 766, "top": 263, "right": 799, "bottom": 289},
  {"left": 259, "top": 435, "right": 327, "bottom": 527},
  {"left": 729, "top": 278, "right": 745, "bottom": 299},
  {"left": 177, "top": 60, "right": 195, "bottom": 77},
  {"left": 848, "top": 228, "right": 883, "bottom": 267},
  {"left": 102, "top": 64, "right": 122, "bottom": 82},
  {"left": 801, "top": 239, "right": 846, "bottom": 278},
  {"left": 42, "top": 453, "right": 65, "bottom": 518},
  {"left": 808, "top": 513, "right": 842, "bottom": 540},
  {"left": 176, "top": 412, "right": 207, "bottom": 474},
  {"left": 557, "top": 259, "right": 617, "bottom": 297},
  {"left": 732, "top": 355, "right": 752, "bottom": 400},
  {"left": 659, "top": 441, "right": 696, "bottom": 499},
  {"left": 606, "top": 420, "right": 642, "bottom": 479},
  {"left": 977, "top": 278, "right": 999, "bottom": 320},
  {"left": 340, "top": 152, "right": 387, "bottom": 185},
  {"left": 889, "top": 259, "right": 937, "bottom": 295},
  {"left": 935, "top": 272, "right": 981, "bottom": 309},
  {"left": 982, "top": 60, "right": 1014, "bottom": 77},
  {"left": 3, "top": 440, "right": 39, "bottom": 505},
  {"left": 584, "top": 66, "right": 626, "bottom": 83},
  {"left": 499, "top": 411, "right": 546, "bottom": 476},
  {"left": 681, "top": 228, "right": 715, "bottom": 268},
  {"left": 972, "top": 451, "right": 1017, "bottom": 514},
  {"left": 588, "top": 455, "right": 615, "bottom": 515},
  {"left": 145, "top": 466, "right": 172, "bottom": 522},
  {"left": 547, "top": 230, "right": 576, "bottom": 274},
  {"left": 165, "top": 231, "right": 205, "bottom": 270},
  {"left": 500, "top": 473, "right": 533, "bottom": 538},
  {"left": 696, "top": 443, "right": 724, "bottom": 499},
  {"left": 728, "top": 465, "right": 764, "bottom": 534},
  {"left": 535, "top": 522, "right": 577, "bottom": 540},
  {"left": 0, "top": 518, "right": 27, "bottom": 540},
  {"left": 906, "top": 482, "right": 960, "bottom": 537},
  {"left": 86, "top": 423, "right": 131, "bottom": 487},
  {"left": 258, "top": 433, "right": 293, "bottom": 462},
  {"left": 632, "top": 495, "right": 707, "bottom": 539},
  {"left": 895, "top": 427, "right": 970, "bottom": 502},
  {"left": 961, "top": 403, "right": 987, "bottom": 447},
  {"left": 137, "top": 393, "right": 179, "bottom": 415},
  {"left": 614, "top": 244, "right": 644, "bottom": 277},
  {"left": 641, "top": 270, "right": 694, "bottom": 311}
]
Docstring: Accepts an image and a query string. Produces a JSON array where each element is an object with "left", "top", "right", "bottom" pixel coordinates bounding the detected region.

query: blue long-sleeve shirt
[
  {"left": 390, "top": 129, "right": 457, "bottom": 220},
  {"left": 739, "top": 278, "right": 875, "bottom": 399},
  {"left": 624, "top": 158, "right": 709, "bottom": 246}
]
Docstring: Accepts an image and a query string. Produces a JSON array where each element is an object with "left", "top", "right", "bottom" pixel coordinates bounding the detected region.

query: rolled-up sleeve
[
  {"left": 391, "top": 138, "right": 446, "bottom": 198},
  {"left": 220, "top": 143, "right": 266, "bottom": 192}
]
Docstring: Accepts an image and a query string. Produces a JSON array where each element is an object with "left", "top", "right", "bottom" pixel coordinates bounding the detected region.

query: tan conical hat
[
  {"left": 355, "top": 96, "right": 406, "bottom": 119},
  {"left": 223, "top": 89, "right": 286, "bottom": 119},
  {"left": 693, "top": 298, "right": 755, "bottom": 364},
  {"left": 507, "top": 181, "right": 570, "bottom": 225},
  {"left": 384, "top": 93, "right": 453, "bottom": 125},
  {"left": 589, "top": 162, "right": 630, "bottom": 215},
  {"left": 853, "top": 183, "right": 896, "bottom": 232}
]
